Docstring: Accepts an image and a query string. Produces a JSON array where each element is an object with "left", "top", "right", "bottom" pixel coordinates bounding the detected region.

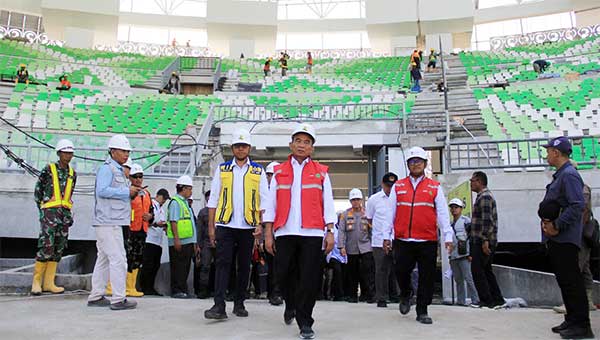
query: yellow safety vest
[
  {"left": 167, "top": 196, "right": 194, "bottom": 239},
  {"left": 215, "top": 161, "right": 262, "bottom": 226},
  {"left": 41, "top": 163, "right": 74, "bottom": 209}
]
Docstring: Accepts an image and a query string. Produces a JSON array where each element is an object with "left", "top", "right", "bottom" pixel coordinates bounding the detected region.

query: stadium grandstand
[{"left": 0, "top": 0, "right": 599, "bottom": 339}]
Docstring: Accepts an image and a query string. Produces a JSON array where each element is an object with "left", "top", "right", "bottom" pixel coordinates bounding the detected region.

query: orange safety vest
[
  {"left": 273, "top": 155, "right": 328, "bottom": 231},
  {"left": 393, "top": 177, "right": 439, "bottom": 241},
  {"left": 41, "top": 163, "right": 74, "bottom": 209},
  {"left": 130, "top": 189, "right": 151, "bottom": 232}
]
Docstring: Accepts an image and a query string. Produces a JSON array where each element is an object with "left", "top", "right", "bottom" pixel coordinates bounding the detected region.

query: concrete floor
[{"left": 1, "top": 294, "right": 599, "bottom": 340}]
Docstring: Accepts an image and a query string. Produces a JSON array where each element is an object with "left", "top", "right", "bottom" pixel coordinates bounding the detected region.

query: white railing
[{"left": 490, "top": 24, "right": 600, "bottom": 50}]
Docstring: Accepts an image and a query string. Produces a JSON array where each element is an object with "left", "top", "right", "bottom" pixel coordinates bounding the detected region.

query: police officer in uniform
[
  {"left": 204, "top": 129, "right": 269, "bottom": 319},
  {"left": 264, "top": 123, "right": 337, "bottom": 340},
  {"left": 385, "top": 146, "right": 453, "bottom": 324},
  {"left": 32, "top": 139, "right": 77, "bottom": 295},
  {"left": 87, "top": 135, "right": 138, "bottom": 310}
]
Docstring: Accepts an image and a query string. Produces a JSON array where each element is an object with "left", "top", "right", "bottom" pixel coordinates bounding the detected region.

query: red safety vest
[
  {"left": 130, "top": 189, "right": 151, "bottom": 232},
  {"left": 273, "top": 155, "right": 328, "bottom": 231},
  {"left": 393, "top": 177, "right": 439, "bottom": 241}
]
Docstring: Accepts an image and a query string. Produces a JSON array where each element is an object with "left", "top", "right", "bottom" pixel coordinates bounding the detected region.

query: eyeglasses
[
  {"left": 130, "top": 174, "right": 143, "bottom": 179},
  {"left": 407, "top": 158, "right": 424, "bottom": 166}
]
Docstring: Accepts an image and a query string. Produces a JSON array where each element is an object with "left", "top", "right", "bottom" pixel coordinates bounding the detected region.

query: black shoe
[
  {"left": 366, "top": 298, "right": 376, "bottom": 304},
  {"left": 416, "top": 314, "right": 433, "bottom": 324},
  {"left": 204, "top": 304, "right": 228, "bottom": 320},
  {"left": 332, "top": 296, "right": 344, "bottom": 302},
  {"left": 389, "top": 296, "right": 400, "bottom": 303},
  {"left": 143, "top": 289, "right": 161, "bottom": 296},
  {"left": 299, "top": 326, "right": 315, "bottom": 339},
  {"left": 171, "top": 292, "right": 188, "bottom": 299},
  {"left": 196, "top": 290, "right": 209, "bottom": 299},
  {"left": 233, "top": 304, "right": 249, "bottom": 317},
  {"left": 559, "top": 326, "right": 595, "bottom": 339},
  {"left": 109, "top": 299, "right": 137, "bottom": 310},
  {"left": 87, "top": 297, "right": 110, "bottom": 307},
  {"left": 284, "top": 310, "right": 295, "bottom": 325},
  {"left": 377, "top": 301, "right": 387, "bottom": 308},
  {"left": 347, "top": 297, "right": 358, "bottom": 303},
  {"left": 269, "top": 295, "right": 283, "bottom": 306},
  {"left": 552, "top": 321, "right": 571, "bottom": 334},
  {"left": 359, "top": 295, "right": 367, "bottom": 302},
  {"left": 399, "top": 298, "right": 411, "bottom": 315}
]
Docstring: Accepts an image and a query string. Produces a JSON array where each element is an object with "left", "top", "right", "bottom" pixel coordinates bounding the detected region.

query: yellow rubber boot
[
  {"left": 31, "top": 261, "right": 47, "bottom": 295},
  {"left": 42, "top": 261, "right": 64, "bottom": 294},
  {"left": 105, "top": 281, "right": 112, "bottom": 296},
  {"left": 126, "top": 270, "right": 144, "bottom": 297}
]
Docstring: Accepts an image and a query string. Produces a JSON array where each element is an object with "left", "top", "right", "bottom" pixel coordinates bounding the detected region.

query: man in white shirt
[
  {"left": 385, "top": 146, "right": 453, "bottom": 325},
  {"left": 366, "top": 172, "right": 397, "bottom": 308},
  {"left": 204, "top": 129, "right": 268, "bottom": 320},
  {"left": 140, "top": 188, "right": 170, "bottom": 295},
  {"left": 264, "top": 123, "right": 336, "bottom": 340}
]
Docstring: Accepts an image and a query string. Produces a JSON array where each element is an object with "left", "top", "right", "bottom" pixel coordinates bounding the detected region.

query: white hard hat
[
  {"left": 292, "top": 123, "right": 316, "bottom": 142},
  {"left": 448, "top": 198, "right": 465, "bottom": 208},
  {"left": 107, "top": 134, "right": 132, "bottom": 151},
  {"left": 406, "top": 146, "right": 428, "bottom": 161},
  {"left": 266, "top": 161, "right": 280, "bottom": 174},
  {"left": 176, "top": 175, "right": 193, "bottom": 186},
  {"left": 231, "top": 128, "right": 252, "bottom": 146},
  {"left": 123, "top": 158, "right": 132, "bottom": 169},
  {"left": 55, "top": 139, "right": 74, "bottom": 153},
  {"left": 349, "top": 188, "right": 363, "bottom": 200},
  {"left": 130, "top": 164, "right": 144, "bottom": 176}
]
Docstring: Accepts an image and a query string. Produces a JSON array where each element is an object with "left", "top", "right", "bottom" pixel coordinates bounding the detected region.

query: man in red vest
[
  {"left": 264, "top": 123, "right": 336, "bottom": 340},
  {"left": 385, "top": 146, "right": 453, "bottom": 325}
]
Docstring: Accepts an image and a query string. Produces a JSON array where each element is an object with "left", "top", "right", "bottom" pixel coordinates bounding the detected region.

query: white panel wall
[
  {"left": 425, "top": 33, "right": 453, "bottom": 53},
  {"left": 390, "top": 36, "right": 416, "bottom": 56},
  {"left": 63, "top": 26, "right": 94, "bottom": 48},
  {"left": 365, "top": 0, "right": 417, "bottom": 24},
  {"left": 230, "top": 39, "right": 255, "bottom": 58},
  {"left": 41, "top": 0, "right": 119, "bottom": 16},
  {"left": 0, "top": 0, "right": 42, "bottom": 15},
  {"left": 207, "top": 0, "right": 277, "bottom": 25},
  {"left": 42, "top": 8, "right": 118, "bottom": 46},
  {"left": 419, "top": 0, "right": 474, "bottom": 21}
]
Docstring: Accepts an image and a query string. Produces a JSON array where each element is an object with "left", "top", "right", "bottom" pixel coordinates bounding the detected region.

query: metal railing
[
  {"left": 159, "top": 57, "right": 181, "bottom": 89},
  {"left": 449, "top": 136, "right": 599, "bottom": 171},
  {"left": 0, "top": 144, "right": 193, "bottom": 177},
  {"left": 213, "top": 58, "right": 222, "bottom": 92}
]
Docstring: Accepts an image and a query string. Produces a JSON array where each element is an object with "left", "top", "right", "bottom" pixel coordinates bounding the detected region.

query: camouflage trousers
[
  {"left": 36, "top": 208, "right": 73, "bottom": 262},
  {"left": 126, "top": 230, "right": 146, "bottom": 272}
]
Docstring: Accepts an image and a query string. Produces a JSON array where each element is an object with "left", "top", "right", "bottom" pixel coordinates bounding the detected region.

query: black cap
[
  {"left": 538, "top": 199, "right": 561, "bottom": 221},
  {"left": 382, "top": 172, "right": 398, "bottom": 186}
]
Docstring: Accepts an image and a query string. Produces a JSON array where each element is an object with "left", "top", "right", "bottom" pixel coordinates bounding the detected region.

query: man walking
[
  {"left": 540, "top": 136, "right": 594, "bottom": 339},
  {"left": 204, "top": 129, "right": 268, "bottom": 319},
  {"left": 386, "top": 146, "right": 453, "bottom": 324},
  {"left": 32, "top": 139, "right": 77, "bottom": 295},
  {"left": 338, "top": 188, "right": 375, "bottom": 304},
  {"left": 168, "top": 175, "right": 197, "bottom": 299},
  {"left": 264, "top": 123, "right": 336, "bottom": 339},
  {"left": 194, "top": 190, "right": 213, "bottom": 299},
  {"left": 87, "top": 135, "right": 138, "bottom": 310},
  {"left": 469, "top": 171, "right": 505, "bottom": 309},
  {"left": 366, "top": 173, "right": 397, "bottom": 308},
  {"left": 265, "top": 161, "right": 283, "bottom": 306}
]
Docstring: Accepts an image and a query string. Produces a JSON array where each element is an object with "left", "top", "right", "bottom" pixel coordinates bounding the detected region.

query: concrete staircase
[
  {"left": 143, "top": 73, "right": 164, "bottom": 90},
  {"left": 410, "top": 55, "right": 487, "bottom": 139},
  {"left": 221, "top": 75, "right": 239, "bottom": 92}
]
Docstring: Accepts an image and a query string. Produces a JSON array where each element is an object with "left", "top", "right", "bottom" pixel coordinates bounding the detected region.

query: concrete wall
[
  {"left": 0, "top": 0, "right": 42, "bottom": 15},
  {"left": 0, "top": 173, "right": 210, "bottom": 241},
  {"left": 575, "top": 7, "right": 600, "bottom": 27},
  {"left": 474, "top": 0, "right": 598, "bottom": 24},
  {"left": 438, "top": 170, "right": 600, "bottom": 243},
  {"left": 41, "top": 8, "right": 118, "bottom": 46},
  {"left": 207, "top": 23, "right": 276, "bottom": 57}
]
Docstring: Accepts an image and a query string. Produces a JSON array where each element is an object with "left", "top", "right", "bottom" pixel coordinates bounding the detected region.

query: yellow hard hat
[
  {"left": 19, "top": 63, "right": 26, "bottom": 68},
  {"left": 411, "top": 62, "right": 417, "bottom": 66}
]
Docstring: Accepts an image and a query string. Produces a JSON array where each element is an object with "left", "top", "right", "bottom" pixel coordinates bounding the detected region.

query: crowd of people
[{"left": 31, "top": 124, "right": 596, "bottom": 339}]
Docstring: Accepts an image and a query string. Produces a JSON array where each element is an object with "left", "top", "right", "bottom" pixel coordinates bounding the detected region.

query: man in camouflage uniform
[{"left": 32, "top": 139, "right": 77, "bottom": 295}]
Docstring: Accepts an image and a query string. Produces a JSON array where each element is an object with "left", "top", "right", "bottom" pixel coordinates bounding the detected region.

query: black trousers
[
  {"left": 169, "top": 243, "right": 194, "bottom": 295},
  {"left": 275, "top": 235, "right": 323, "bottom": 329},
  {"left": 194, "top": 244, "right": 215, "bottom": 294},
  {"left": 394, "top": 240, "right": 437, "bottom": 315},
  {"left": 265, "top": 251, "right": 282, "bottom": 298},
  {"left": 373, "top": 247, "right": 394, "bottom": 302},
  {"left": 547, "top": 240, "right": 590, "bottom": 328},
  {"left": 346, "top": 252, "right": 375, "bottom": 299},
  {"left": 323, "top": 258, "right": 345, "bottom": 300},
  {"left": 470, "top": 240, "right": 504, "bottom": 307},
  {"left": 140, "top": 243, "right": 162, "bottom": 293},
  {"left": 214, "top": 227, "right": 254, "bottom": 307}
]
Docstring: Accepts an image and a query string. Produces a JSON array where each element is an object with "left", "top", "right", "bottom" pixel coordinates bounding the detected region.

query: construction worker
[
  {"left": 167, "top": 175, "right": 197, "bottom": 299},
  {"left": 140, "top": 188, "right": 170, "bottom": 296},
  {"left": 204, "top": 128, "right": 268, "bottom": 320},
  {"left": 338, "top": 188, "right": 375, "bottom": 304},
  {"left": 385, "top": 146, "right": 453, "bottom": 324},
  {"left": 427, "top": 48, "right": 437, "bottom": 72},
  {"left": 265, "top": 161, "right": 283, "bottom": 306},
  {"left": 264, "top": 123, "right": 337, "bottom": 340},
  {"left": 16, "top": 63, "right": 29, "bottom": 84},
  {"left": 125, "top": 164, "right": 153, "bottom": 297},
  {"left": 31, "top": 139, "right": 77, "bottom": 295},
  {"left": 87, "top": 135, "right": 139, "bottom": 310}
]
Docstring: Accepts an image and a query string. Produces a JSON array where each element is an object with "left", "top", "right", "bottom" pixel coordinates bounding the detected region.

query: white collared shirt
[
  {"left": 207, "top": 158, "right": 269, "bottom": 229},
  {"left": 146, "top": 198, "right": 166, "bottom": 246},
  {"left": 365, "top": 189, "right": 394, "bottom": 247},
  {"left": 385, "top": 175, "right": 453, "bottom": 243},
  {"left": 263, "top": 157, "right": 337, "bottom": 238}
]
